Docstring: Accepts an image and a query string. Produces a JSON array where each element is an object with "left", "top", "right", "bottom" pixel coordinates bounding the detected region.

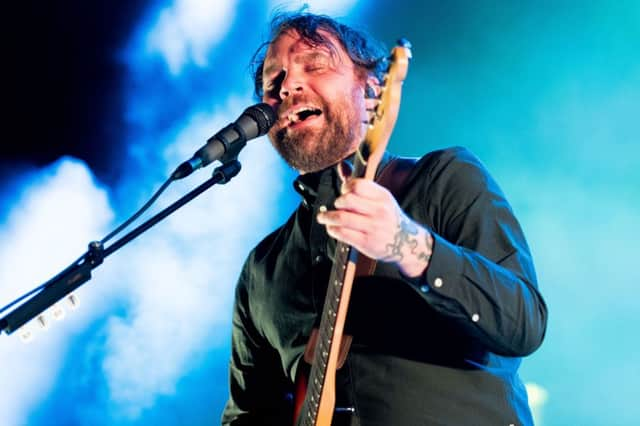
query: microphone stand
[{"left": 0, "top": 159, "right": 242, "bottom": 336}]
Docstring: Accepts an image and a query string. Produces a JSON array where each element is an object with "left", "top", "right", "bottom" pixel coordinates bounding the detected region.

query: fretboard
[{"left": 297, "top": 156, "right": 367, "bottom": 426}]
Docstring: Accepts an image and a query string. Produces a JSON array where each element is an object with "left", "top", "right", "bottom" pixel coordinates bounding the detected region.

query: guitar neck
[
  {"left": 297, "top": 155, "right": 368, "bottom": 426},
  {"left": 295, "top": 40, "right": 411, "bottom": 426}
]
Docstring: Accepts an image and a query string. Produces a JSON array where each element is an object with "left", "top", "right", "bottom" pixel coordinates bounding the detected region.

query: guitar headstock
[{"left": 359, "top": 39, "right": 412, "bottom": 180}]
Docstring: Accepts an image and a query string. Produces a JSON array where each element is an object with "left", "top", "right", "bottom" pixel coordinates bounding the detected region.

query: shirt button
[
  {"left": 314, "top": 255, "right": 324, "bottom": 264},
  {"left": 419, "top": 285, "right": 430, "bottom": 293},
  {"left": 471, "top": 313, "right": 480, "bottom": 322},
  {"left": 433, "top": 277, "right": 443, "bottom": 288}
]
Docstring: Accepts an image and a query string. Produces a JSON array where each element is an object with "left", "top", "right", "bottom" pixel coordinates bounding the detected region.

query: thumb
[{"left": 336, "top": 160, "right": 353, "bottom": 193}]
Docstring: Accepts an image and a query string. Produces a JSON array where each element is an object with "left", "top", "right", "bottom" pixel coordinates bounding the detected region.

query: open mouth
[{"left": 286, "top": 106, "right": 322, "bottom": 125}]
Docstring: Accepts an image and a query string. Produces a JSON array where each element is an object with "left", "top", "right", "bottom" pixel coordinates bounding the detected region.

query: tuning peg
[
  {"left": 52, "top": 303, "right": 66, "bottom": 321},
  {"left": 396, "top": 38, "right": 412, "bottom": 49},
  {"left": 66, "top": 293, "right": 79, "bottom": 310},
  {"left": 36, "top": 314, "right": 49, "bottom": 330},
  {"left": 18, "top": 325, "right": 34, "bottom": 343}
]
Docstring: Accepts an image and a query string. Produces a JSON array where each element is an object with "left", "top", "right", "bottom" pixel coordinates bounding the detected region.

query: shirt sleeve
[
  {"left": 221, "top": 261, "right": 293, "bottom": 425},
  {"left": 399, "top": 147, "right": 547, "bottom": 357}
]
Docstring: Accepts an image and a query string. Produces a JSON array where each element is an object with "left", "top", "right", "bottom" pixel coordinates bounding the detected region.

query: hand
[{"left": 316, "top": 173, "right": 433, "bottom": 278}]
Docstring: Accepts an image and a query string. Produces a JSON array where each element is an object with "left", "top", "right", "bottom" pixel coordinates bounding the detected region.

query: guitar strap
[{"left": 303, "top": 156, "right": 418, "bottom": 368}]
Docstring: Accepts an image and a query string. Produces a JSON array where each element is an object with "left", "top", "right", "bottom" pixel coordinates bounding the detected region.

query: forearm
[
  {"left": 376, "top": 213, "right": 546, "bottom": 356},
  {"left": 414, "top": 230, "right": 547, "bottom": 356},
  {"left": 381, "top": 209, "right": 434, "bottom": 277},
  {"left": 318, "top": 148, "right": 548, "bottom": 356}
]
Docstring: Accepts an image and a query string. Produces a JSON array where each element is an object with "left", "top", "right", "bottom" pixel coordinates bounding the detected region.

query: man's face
[{"left": 261, "top": 30, "right": 369, "bottom": 173}]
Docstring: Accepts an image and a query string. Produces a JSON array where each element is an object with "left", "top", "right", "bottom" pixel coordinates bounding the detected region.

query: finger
[
  {"left": 333, "top": 191, "right": 381, "bottom": 215},
  {"left": 325, "top": 225, "right": 386, "bottom": 260},
  {"left": 317, "top": 209, "right": 375, "bottom": 233},
  {"left": 324, "top": 225, "right": 369, "bottom": 251},
  {"left": 336, "top": 161, "right": 353, "bottom": 192},
  {"left": 342, "top": 178, "right": 390, "bottom": 201}
]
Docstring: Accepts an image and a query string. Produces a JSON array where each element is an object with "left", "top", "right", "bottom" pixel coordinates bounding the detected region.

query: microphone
[{"left": 171, "top": 103, "right": 276, "bottom": 179}]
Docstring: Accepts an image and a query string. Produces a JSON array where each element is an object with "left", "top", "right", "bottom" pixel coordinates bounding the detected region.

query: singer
[{"left": 222, "top": 11, "right": 547, "bottom": 426}]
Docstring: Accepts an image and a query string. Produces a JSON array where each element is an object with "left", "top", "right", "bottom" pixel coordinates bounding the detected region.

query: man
[{"left": 222, "top": 12, "right": 547, "bottom": 426}]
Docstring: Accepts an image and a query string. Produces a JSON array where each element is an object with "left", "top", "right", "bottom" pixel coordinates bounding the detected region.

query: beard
[{"left": 269, "top": 91, "right": 363, "bottom": 174}]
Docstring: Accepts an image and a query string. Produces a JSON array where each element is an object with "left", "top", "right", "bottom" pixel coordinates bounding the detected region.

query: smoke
[
  {"left": 99, "top": 131, "right": 284, "bottom": 420},
  {"left": 0, "top": 1, "right": 283, "bottom": 424},
  {"left": 0, "top": 120, "right": 286, "bottom": 426},
  {"left": 146, "top": 0, "right": 238, "bottom": 74},
  {"left": 268, "top": 0, "right": 360, "bottom": 15},
  {"left": 0, "top": 159, "right": 114, "bottom": 426}
]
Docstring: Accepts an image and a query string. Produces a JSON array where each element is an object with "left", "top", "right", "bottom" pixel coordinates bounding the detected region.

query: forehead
[{"left": 263, "top": 29, "right": 351, "bottom": 74}]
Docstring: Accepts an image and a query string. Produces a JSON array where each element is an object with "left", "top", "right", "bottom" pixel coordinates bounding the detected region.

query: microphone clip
[{"left": 217, "top": 122, "right": 248, "bottom": 164}]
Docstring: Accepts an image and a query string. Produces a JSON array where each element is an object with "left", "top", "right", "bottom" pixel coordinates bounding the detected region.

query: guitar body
[
  {"left": 293, "top": 361, "right": 309, "bottom": 423},
  {"left": 293, "top": 330, "right": 354, "bottom": 424},
  {"left": 293, "top": 41, "right": 411, "bottom": 426},
  {"left": 294, "top": 347, "right": 339, "bottom": 425}
]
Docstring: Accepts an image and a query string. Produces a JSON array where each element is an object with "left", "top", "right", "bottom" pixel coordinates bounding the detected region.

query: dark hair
[{"left": 251, "top": 11, "right": 388, "bottom": 99}]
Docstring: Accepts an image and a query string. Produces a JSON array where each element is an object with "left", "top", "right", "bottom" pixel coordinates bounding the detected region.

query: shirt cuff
[{"left": 398, "top": 231, "right": 465, "bottom": 297}]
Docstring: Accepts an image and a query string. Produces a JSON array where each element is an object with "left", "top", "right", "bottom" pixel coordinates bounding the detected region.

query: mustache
[{"left": 276, "top": 94, "right": 323, "bottom": 116}]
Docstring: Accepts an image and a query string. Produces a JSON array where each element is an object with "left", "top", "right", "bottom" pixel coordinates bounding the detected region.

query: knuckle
[
  {"left": 374, "top": 205, "right": 387, "bottom": 217},
  {"left": 332, "top": 210, "right": 350, "bottom": 226},
  {"left": 361, "top": 232, "right": 372, "bottom": 248},
  {"left": 349, "top": 178, "right": 365, "bottom": 193},
  {"left": 336, "top": 193, "right": 350, "bottom": 207}
]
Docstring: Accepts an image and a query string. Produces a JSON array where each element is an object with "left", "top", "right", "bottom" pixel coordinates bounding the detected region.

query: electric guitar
[{"left": 293, "top": 39, "right": 412, "bottom": 426}]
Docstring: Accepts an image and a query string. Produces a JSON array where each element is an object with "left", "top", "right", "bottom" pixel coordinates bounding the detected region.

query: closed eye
[
  {"left": 300, "top": 52, "right": 331, "bottom": 73},
  {"left": 305, "top": 61, "right": 328, "bottom": 73},
  {"left": 263, "top": 69, "right": 286, "bottom": 99}
]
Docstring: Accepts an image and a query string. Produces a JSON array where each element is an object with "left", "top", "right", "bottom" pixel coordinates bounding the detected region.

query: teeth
[{"left": 285, "top": 106, "right": 317, "bottom": 123}]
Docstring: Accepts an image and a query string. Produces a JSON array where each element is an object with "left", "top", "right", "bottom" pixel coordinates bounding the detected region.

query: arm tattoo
[
  {"left": 415, "top": 233, "right": 432, "bottom": 264},
  {"left": 383, "top": 211, "right": 432, "bottom": 266},
  {"left": 382, "top": 212, "right": 418, "bottom": 262}
]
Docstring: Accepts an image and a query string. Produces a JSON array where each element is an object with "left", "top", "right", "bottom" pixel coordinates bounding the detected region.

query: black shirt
[{"left": 222, "top": 147, "right": 547, "bottom": 426}]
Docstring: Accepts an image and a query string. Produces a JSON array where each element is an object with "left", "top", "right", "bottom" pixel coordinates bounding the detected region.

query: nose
[{"left": 279, "top": 68, "right": 303, "bottom": 99}]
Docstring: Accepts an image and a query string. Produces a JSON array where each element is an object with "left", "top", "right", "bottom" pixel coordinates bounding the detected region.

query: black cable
[
  {"left": 100, "top": 177, "right": 173, "bottom": 244},
  {"left": 1, "top": 176, "right": 174, "bottom": 319},
  {"left": 0, "top": 253, "right": 84, "bottom": 316}
]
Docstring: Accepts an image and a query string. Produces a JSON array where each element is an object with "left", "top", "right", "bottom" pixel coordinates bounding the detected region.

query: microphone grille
[{"left": 243, "top": 103, "right": 277, "bottom": 136}]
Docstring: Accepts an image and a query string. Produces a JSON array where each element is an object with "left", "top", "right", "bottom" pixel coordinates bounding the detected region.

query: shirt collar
[
  {"left": 293, "top": 166, "right": 339, "bottom": 209},
  {"left": 292, "top": 151, "right": 394, "bottom": 208}
]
